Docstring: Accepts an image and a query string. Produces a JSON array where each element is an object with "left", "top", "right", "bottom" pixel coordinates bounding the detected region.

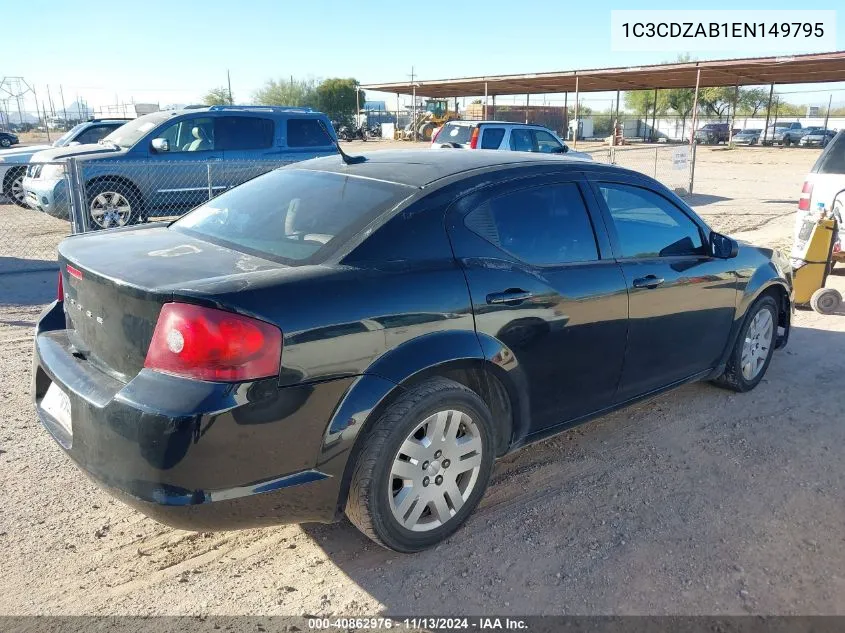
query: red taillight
[
  {"left": 144, "top": 303, "right": 282, "bottom": 382},
  {"left": 57, "top": 272, "right": 63, "bottom": 302},
  {"left": 798, "top": 180, "right": 813, "bottom": 211},
  {"left": 469, "top": 127, "right": 479, "bottom": 149},
  {"left": 431, "top": 126, "right": 442, "bottom": 144},
  {"left": 66, "top": 264, "right": 83, "bottom": 280}
]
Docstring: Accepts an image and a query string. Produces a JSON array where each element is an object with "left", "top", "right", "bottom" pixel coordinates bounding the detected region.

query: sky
[{"left": 3, "top": 0, "right": 845, "bottom": 114}]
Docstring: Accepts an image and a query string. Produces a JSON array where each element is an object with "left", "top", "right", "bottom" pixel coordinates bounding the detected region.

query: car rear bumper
[
  {"left": 22, "top": 176, "right": 69, "bottom": 218},
  {"left": 32, "top": 301, "right": 356, "bottom": 529}
]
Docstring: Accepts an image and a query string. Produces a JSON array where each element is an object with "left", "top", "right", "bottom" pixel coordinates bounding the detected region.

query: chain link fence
[
  {"left": 584, "top": 144, "right": 694, "bottom": 196},
  {"left": 1, "top": 147, "right": 697, "bottom": 274}
]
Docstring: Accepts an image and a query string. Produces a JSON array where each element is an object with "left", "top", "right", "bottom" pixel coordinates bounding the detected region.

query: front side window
[
  {"left": 74, "top": 125, "right": 115, "bottom": 145},
  {"left": 156, "top": 117, "right": 215, "bottom": 152},
  {"left": 480, "top": 127, "right": 505, "bottom": 149},
  {"left": 533, "top": 129, "right": 563, "bottom": 153},
  {"left": 465, "top": 183, "right": 599, "bottom": 266},
  {"left": 598, "top": 183, "right": 705, "bottom": 258},
  {"left": 509, "top": 129, "right": 533, "bottom": 152},
  {"left": 287, "top": 119, "right": 333, "bottom": 147}
]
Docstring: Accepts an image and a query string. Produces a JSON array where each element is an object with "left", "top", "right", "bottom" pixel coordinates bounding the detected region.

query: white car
[
  {"left": 795, "top": 130, "right": 844, "bottom": 266},
  {"left": 431, "top": 121, "right": 592, "bottom": 160}
]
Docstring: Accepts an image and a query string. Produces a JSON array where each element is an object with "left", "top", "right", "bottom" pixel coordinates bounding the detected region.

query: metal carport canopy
[{"left": 361, "top": 51, "right": 845, "bottom": 97}]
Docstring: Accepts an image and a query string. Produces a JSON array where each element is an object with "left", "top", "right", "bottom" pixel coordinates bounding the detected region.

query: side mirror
[
  {"left": 550, "top": 145, "right": 567, "bottom": 154},
  {"left": 711, "top": 232, "right": 739, "bottom": 259},
  {"left": 66, "top": 141, "right": 80, "bottom": 147},
  {"left": 151, "top": 138, "right": 169, "bottom": 153}
]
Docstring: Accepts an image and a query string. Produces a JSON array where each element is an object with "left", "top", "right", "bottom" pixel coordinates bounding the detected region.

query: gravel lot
[{"left": 1, "top": 144, "right": 844, "bottom": 616}]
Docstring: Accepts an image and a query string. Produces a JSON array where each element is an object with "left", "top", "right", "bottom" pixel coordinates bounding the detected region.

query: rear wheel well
[{"left": 337, "top": 362, "right": 515, "bottom": 513}]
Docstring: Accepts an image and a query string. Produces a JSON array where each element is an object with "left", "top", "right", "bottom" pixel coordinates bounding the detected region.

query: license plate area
[{"left": 41, "top": 382, "right": 73, "bottom": 439}]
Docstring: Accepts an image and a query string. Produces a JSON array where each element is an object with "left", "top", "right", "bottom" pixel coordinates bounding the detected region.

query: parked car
[
  {"left": 796, "top": 129, "right": 845, "bottom": 267},
  {"left": 431, "top": 121, "right": 592, "bottom": 160},
  {"left": 732, "top": 129, "right": 762, "bottom": 145},
  {"left": 763, "top": 122, "right": 803, "bottom": 146},
  {"left": 799, "top": 128, "right": 837, "bottom": 148},
  {"left": 0, "top": 130, "right": 19, "bottom": 148},
  {"left": 33, "top": 150, "right": 792, "bottom": 552},
  {"left": 22, "top": 105, "right": 338, "bottom": 229},
  {"left": 1, "top": 119, "right": 130, "bottom": 207},
  {"left": 693, "top": 123, "right": 739, "bottom": 145}
]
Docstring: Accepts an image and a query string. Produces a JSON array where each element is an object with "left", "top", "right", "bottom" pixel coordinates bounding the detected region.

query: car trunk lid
[{"left": 57, "top": 225, "right": 286, "bottom": 381}]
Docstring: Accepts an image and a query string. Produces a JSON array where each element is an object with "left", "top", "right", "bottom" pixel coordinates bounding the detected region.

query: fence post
[
  {"left": 688, "top": 141, "right": 697, "bottom": 195},
  {"left": 207, "top": 163, "right": 213, "bottom": 200},
  {"left": 67, "top": 158, "right": 88, "bottom": 233}
]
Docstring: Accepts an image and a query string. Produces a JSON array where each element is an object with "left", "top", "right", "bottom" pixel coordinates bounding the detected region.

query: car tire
[
  {"left": 86, "top": 180, "right": 142, "bottom": 230},
  {"left": 0, "top": 137, "right": 11, "bottom": 148},
  {"left": 810, "top": 287, "right": 842, "bottom": 315},
  {"left": 711, "top": 295, "right": 778, "bottom": 392},
  {"left": 345, "top": 377, "right": 495, "bottom": 553},
  {"left": 2, "top": 166, "right": 27, "bottom": 207},
  {"left": 783, "top": 137, "right": 791, "bottom": 147}
]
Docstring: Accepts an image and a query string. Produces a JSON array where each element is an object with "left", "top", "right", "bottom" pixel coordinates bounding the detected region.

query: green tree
[
  {"left": 203, "top": 86, "right": 233, "bottom": 106},
  {"left": 665, "top": 87, "right": 695, "bottom": 134},
  {"left": 254, "top": 77, "right": 317, "bottom": 107},
  {"left": 624, "top": 90, "right": 669, "bottom": 117},
  {"left": 314, "top": 78, "right": 365, "bottom": 120},
  {"left": 699, "top": 86, "right": 735, "bottom": 119},
  {"left": 737, "top": 87, "right": 770, "bottom": 117}
]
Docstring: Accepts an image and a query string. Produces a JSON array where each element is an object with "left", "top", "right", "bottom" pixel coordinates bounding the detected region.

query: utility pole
[
  {"left": 59, "top": 85, "right": 67, "bottom": 126},
  {"left": 822, "top": 93, "right": 832, "bottom": 135},
  {"left": 47, "top": 84, "right": 55, "bottom": 117},
  {"left": 227, "top": 70, "right": 233, "bottom": 104},
  {"left": 42, "top": 101, "right": 51, "bottom": 142},
  {"left": 408, "top": 66, "right": 417, "bottom": 141}
]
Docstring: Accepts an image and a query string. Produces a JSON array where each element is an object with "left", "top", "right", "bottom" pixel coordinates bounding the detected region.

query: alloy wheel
[
  {"left": 389, "top": 409, "right": 483, "bottom": 532},
  {"left": 90, "top": 191, "right": 132, "bottom": 229},
  {"left": 740, "top": 308, "right": 774, "bottom": 380},
  {"left": 9, "top": 173, "right": 25, "bottom": 205}
]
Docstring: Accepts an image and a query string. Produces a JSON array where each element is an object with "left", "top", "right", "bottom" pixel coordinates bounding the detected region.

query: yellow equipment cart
[{"left": 792, "top": 205, "right": 841, "bottom": 314}]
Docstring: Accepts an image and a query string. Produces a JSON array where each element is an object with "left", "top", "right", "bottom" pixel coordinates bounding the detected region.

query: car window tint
[
  {"left": 172, "top": 169, "right": 412, "bottom": 265},
  {"left": 74, "top": 125, "right": 114, "bottom": 145},
  {"left": 156, "top": 117, "right": 215, "bottom": 152},
  {"left": 216, "top": 116, "right": 274, "bottom": 150},
  {"left": 287, "top": 118, "right": 333, "bottom": 147},
  {"left": 812, "top": 131, "right": 845, "bottom": 174},
  {"left": 480, "top": 127, "right": 505, "bottom": 149},
  {"left": 533, "top": 130, "right": 562, "bottom": 153},
  {"left": 466, "top": 183, "right": 598, "bottom": 265},
  {"left": 509, "top": 129, "right": 534, "bottom": 152},
  {"left": 598, "top": 183, "right": 705, "bottom": 258}
]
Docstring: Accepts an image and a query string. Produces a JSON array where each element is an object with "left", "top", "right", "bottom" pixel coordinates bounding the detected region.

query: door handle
[
  {"left": 632, "top": 275, "right": 665, "bottom": 289},
  {"left": 486, "top": 289, "right": 534, "bottom": 305}
]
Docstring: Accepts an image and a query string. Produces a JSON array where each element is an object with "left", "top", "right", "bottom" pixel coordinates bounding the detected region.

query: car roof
[
  {"left": 445, "top": 120, "right": 552, "bottom": 128},
  {"left": 295, "top": 149, "right": 594, "bottom": 187}
]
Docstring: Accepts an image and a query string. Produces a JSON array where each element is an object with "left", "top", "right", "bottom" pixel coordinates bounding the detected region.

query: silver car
[{"left": 431, "top": 121, "right": 593, "bottom": 160}]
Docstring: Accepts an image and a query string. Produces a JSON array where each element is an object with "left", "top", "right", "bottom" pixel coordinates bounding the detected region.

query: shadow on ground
[
  {"left": 686, "top": 193, "right": 732, "bottom": 206},
  {"left": 297, "top": 323, "right": 845, "bottom": 615},
  {"left": 0, "top": 268, "right": 57, "bottom": 306}
]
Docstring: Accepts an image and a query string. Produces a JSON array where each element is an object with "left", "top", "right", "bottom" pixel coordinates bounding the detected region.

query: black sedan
[
  {"left": 0, "top": 130, "right": 19, "bottom": 148},
  {"left": 33, "top": 150, "right": 793, "bottom": 552}
]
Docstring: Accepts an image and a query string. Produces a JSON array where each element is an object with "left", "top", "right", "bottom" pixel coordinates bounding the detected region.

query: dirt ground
[{"left": 1, "top": 144, "right": 844, "bottom": 617}]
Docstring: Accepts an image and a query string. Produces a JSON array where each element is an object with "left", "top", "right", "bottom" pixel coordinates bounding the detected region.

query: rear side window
[
  {"left": 216, "top": 116, "right": 274, "bottom": 150},
  {"left": 287, "top": 119, "right": 333, "bottom": 147},
  {"left": 438, "top": 123, "right": 473, "bottom": 145},
  {"left": 172, "top": 169, "right": 412, "bottom": 264},
  {"left": 509, "top": 129, "right": 533, "bottom": 152},
  {"left": 480, "top": 127, "right": 505, "bottom": 149},
  {"left": 465, "top": 183, "right": 599, "bottom": 265},
  {"left": 598, "top": 183, "right": 705, "bottom": 258},
  {"left": 812, "top": 131, "right": 845, "bottom": 174}
]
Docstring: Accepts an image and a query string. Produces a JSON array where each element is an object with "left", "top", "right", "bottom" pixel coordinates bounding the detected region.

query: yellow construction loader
[{"left": 396, "top": 99, "right": 460, "bottom": 141}]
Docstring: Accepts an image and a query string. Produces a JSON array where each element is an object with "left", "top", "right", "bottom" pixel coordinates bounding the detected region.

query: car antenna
[{"left": 318, "top": 120, "right": 366, "bottom": 165}]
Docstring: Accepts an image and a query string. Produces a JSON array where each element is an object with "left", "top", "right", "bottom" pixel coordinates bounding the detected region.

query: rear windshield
[
  {"left": 438, "top": 123, "right": 474, "bottom": 145},
  {"left": 811, "top": 131, "right": 845, "bottom": 175},
  {"left": 171, "top": 169, "right": 413, "bottom": 264}
]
